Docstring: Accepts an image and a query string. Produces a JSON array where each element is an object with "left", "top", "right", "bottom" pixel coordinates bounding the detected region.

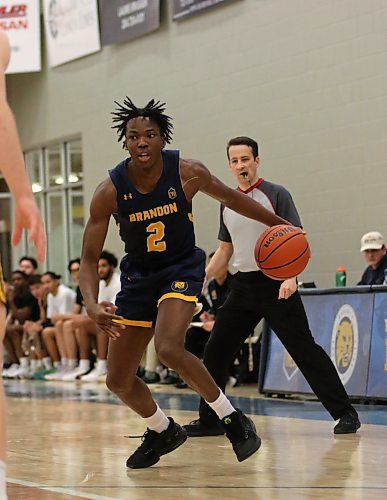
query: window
[{"left": 23, "top": 139, "right": 84, "bottom": 279}]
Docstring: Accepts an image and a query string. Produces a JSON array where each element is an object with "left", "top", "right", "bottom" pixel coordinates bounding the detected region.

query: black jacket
[{"left": 357, "top": 253, "right": 387, "bottom": 285}]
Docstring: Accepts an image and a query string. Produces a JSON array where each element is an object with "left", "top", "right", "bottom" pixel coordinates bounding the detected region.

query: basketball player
[
  {"left": 183, "top": 136, "right": 361, "bottom": 438},
  {"left": 79, "top": 98, "right": 289, "bottom": 469},
  {"left": 0, "top": 30, "right": 46, "bottom": 499}
]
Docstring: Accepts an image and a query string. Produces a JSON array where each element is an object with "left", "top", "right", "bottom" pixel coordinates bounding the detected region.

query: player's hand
[
  {"left": 12, "top": 196, "right": 46, "bottom": 263},
  {"left": 87, "top": 301, "right": 125, "bottom": 339},
  {"left": 278, "top": 278, "right": 297, "bottom": 300},
  {"left": 202, "top": 320, "right": 215, "bottom": 332},
  {"left": 199, "top": 311, "right": 214, "bottom": 323}
]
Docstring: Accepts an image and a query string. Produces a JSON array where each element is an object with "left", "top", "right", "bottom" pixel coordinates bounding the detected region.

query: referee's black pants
[{"left": 199, "top": 271, "right": 352, "bottom": 425}]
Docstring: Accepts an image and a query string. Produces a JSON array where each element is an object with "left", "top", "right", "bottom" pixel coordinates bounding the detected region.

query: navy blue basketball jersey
[{"left": 109, "top": 150, "right": 196, "bottom": 269}]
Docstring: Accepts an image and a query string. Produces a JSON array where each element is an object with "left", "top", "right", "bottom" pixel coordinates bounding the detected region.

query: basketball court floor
[{"left": 4, "top": 380, "right": 387, "bottom": 499}]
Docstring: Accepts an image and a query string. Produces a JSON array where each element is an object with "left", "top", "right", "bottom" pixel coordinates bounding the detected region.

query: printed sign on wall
[
  {"left": 172, "top": 0, "right": 237, "bottom": 21},
  {"left": 1, "top": 0, "right": 41, "bottom": 74},
  {"left": 43, "top": 0, "right": 101, "bottom": 68},
  {"left": 100, "top": 0, "right": 160, "bottom": 46}
]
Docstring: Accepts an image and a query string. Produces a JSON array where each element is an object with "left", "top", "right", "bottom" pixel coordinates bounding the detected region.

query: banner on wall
[
  {"left": 172, "top": 0, "right": 237, "bottom": 21},
  {"left": 262, "top": 293, "right": 374, "bottom": 397},
  {"left": 42, "top": 0, "right": 101, "bottom": 68},
  {"left": 1, "top": 1, "right": 41, "bottom": 74},
  {"left": 100, "top": 0, "right": 160, "bottom": 46}
]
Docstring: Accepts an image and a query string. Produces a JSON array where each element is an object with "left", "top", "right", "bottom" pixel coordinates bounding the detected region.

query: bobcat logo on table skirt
[{"left": 331, "top": 304, "right": 359, "bottom": 385}]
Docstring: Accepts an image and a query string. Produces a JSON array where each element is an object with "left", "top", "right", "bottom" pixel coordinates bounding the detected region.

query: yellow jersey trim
[
  {"left": 158, "top": 293, "right": 197, "bottom": 307},
  {"left": 112, "top": 318, "right": 152, "bottom": 328}
]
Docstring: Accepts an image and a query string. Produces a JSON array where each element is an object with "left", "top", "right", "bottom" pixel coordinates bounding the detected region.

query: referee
[{"left": 184, "top": 136, "right": 360, "bottom": 437}]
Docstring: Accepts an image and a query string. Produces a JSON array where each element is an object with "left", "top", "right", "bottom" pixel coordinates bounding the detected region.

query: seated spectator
[
  {"left": 40, "top": 272, "right": 76, "bottom": 380},
  {"left": 3, "top": 271, "right": 40, "bottom": 378},
  {"left": 46, "top": 259, "right": 89, "bottom": 381},
  {"left": 66, "top": 250, "right": 120, "bottom": 382},
  {"left": 357, "top": 231, "right": 387, "bottom": 285},
  {"left": 18, "top": 256, "right": 38, "bottom": 276},
  {"left": 22, "top": 275, "right": 54, "bottom": 378}
]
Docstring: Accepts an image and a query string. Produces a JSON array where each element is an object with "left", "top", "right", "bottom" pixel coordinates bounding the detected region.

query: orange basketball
[{"left": 255, "top": 225, "right": 311, "bottom": 280}]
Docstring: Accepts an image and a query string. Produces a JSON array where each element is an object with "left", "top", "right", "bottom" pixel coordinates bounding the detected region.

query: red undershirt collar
[{"left": 237, "top": 178, "right": 264, "bottom": 194}]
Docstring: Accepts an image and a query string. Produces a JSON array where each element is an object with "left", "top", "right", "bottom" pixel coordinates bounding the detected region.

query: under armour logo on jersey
[
  {"left": 168, "top": 187, "right": 177, "bottom": 199},
  {"left": 123, "top": 193, "right": 132, "bottom": 200}
]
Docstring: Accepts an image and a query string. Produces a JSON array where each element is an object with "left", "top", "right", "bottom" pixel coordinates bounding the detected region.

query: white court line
[{"left": 8, "top": 477, "right": 115, "bottom": 500}]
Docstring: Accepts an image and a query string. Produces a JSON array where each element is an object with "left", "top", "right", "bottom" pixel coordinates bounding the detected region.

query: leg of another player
[{"left": 0, "top": 304, "right": 7, "bottom": 499}]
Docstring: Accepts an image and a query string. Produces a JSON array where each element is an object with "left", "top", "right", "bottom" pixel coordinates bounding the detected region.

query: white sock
[
  {"left": 96, "top": 359, "right": 107, "bottom": 371},
  {"left": 144, "top": 405, "right": 170, "bottom": 433},
  {"left": 53, "top": 361, "right": 61, "bottom": 369},
  {"left": 0, "top": 460, "right": 7, "bottom": 500},
  {"left": 67, "top": 359, "right": 78, "bottom": 369},
  {"left": 61, "top": 358, "right": 68, "bottom": 369},
  {"left": 79, "top": 359, "right": 90, "bottom": 371},
  {"left": 206, "top": 389, "right": 235, "bottom": 420},
  {"left": 30, "top": 359, "right": 39, "bottom": 371},
  {"left": 43, "top": 357, "right": 53, "bottom": 370},
  {"left": 19, "top": 357, "right": 29, "bottom": 368}
]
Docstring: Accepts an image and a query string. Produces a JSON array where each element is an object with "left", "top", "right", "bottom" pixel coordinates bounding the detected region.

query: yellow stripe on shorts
[{"left": 157, "top": 293, "right": 197, "bottom": 307}]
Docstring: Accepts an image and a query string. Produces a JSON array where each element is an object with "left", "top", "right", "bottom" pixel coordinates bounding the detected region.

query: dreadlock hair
[{"left": 111, "top": 97, "right": 173, "bottom": 148}]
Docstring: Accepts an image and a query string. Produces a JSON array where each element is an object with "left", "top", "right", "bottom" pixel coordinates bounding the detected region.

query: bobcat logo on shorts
[
  {"left": 330, "top": 304, "right": 358, "bottom": 385},
  {"left": 171, "top": 281, "right": 188, "bottom": 292},
  {"left": 168, "top": 187, "right": 177, "bottom": 200}
]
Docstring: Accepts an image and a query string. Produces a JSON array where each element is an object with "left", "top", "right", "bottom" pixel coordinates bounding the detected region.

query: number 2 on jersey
[{"left": 146, "top": 221, "right": 166, "bottom": 252}]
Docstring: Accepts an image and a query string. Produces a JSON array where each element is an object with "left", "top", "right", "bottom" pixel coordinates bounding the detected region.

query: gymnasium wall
[{"left": 6, "top": 0, "right": 387, "bottom": 287}]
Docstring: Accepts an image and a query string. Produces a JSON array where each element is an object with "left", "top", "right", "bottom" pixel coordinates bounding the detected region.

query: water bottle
[
  {"left": 335, "top": 266, "right": 346, "bottom": 287},
  {"left": 384, "top": 268, "right": 387, "bottom": 285}
]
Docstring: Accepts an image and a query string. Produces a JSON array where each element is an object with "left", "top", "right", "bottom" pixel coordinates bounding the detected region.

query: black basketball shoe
[
  {"left": 334, "top": 408, "right": 361, "bottom": 434},
  {"left": 126, "top": 418, "right": 187, "bottom": 469},
  {"left": 183, "top": 418, "right": 225, "bottom": 437},
  {"left": 222, "top": 409, "right": 261, "bottom": 462}
]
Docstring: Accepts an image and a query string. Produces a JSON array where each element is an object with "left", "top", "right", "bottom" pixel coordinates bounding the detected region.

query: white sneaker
[
  {"left": 4, "top": 364, "right": 21, "bottom": 378},
  {"left": 80, "top": 367, "right": 107, "bottom": 382},
  {"left": 44, "top": 366, "right": 70, "bottom": 380},
  {"left": 13, "top": 366, "right": 32, "bottom": 379},
  {"left": 61, "top": 367, "right": 90, "bottom": 381},
  {"left": 2, "top": 363, "right": 19, "bottom": 378}
]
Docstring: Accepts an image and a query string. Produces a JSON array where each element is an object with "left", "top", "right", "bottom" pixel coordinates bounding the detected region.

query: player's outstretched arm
[
  {"left": 79, "top": 179, "right": 124, "bottom": 339},
  {"left": 0, "top": 31, "right": 46, "bottom": 262},
  {"left": 181, "top": 159, "right": 289, "bottom": 228}
]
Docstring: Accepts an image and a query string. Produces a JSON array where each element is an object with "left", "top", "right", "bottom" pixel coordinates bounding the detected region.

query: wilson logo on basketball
[
  {"left": 263, "top": 226, "right": 298, "bottom": 248},
  {"left": 254, "top": 224, "right": 311, "bottom": 280}
]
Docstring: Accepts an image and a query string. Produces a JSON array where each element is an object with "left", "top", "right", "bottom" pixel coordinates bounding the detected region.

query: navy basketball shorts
[{"left": 114, "top": 247, "right": 205, "bottom": 328}]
